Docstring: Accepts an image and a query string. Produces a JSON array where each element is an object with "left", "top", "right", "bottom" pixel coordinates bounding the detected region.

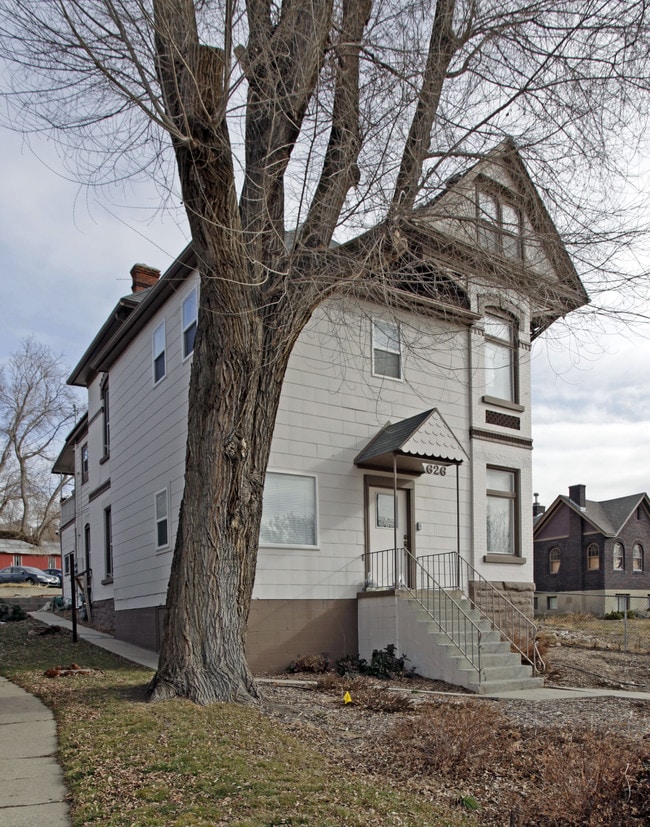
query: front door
[{"left": 367, "top": 486, "right": 410, "bottom": 588}]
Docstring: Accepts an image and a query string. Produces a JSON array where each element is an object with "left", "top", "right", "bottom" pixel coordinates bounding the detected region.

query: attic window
[{"left": 477, "top": 189, "right": 523, "bottom": 260}]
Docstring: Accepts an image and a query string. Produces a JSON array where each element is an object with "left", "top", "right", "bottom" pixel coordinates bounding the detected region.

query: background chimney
[
  {"left": 532, "top": 492, "right": 546, "bottom": 517},
  {"left": 130, "top": 263, "right": 161, "bottom": 293},
  {"left": 568, "top": 484, "right": 586, "bottom": 508}
]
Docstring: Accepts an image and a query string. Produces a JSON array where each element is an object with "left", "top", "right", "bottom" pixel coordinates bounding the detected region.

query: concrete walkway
[
  {"left": 2, "top": 610, "right": 650, "bottom": 825},
  {"left": 0, "top": 677, "right": 70, "bottom": 827}
]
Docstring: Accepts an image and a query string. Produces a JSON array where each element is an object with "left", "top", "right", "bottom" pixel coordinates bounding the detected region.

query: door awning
[{"left": 354, "top": 408, "right": 467, "bottom": 474}]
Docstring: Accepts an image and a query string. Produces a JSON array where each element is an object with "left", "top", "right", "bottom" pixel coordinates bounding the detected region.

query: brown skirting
[{"left": 113, "top": 598, "right": 359, "bottom": 674}]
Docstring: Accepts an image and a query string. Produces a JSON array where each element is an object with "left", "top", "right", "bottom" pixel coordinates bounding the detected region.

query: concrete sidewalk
[{"left": 0, "top": 677, "right": 70, "bottom": 827}]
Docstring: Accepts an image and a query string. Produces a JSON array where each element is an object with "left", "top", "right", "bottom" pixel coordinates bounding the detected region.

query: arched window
[
  {"left": 613, "top": 541, "right": 624, "bottom": 571},
  {"left": 587, "top": 543, "right": 600, "bottom": 571},
  {"left": 549, "top": 547, "right": 561, "bottom": 574},
  {"left": 633, "top": 543, "right": 644, "bottom": 572}
]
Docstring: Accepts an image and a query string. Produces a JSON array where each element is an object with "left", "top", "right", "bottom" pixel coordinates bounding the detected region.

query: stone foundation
[{"left": 469, "top": 580, "right": 535, "bottom": 621}]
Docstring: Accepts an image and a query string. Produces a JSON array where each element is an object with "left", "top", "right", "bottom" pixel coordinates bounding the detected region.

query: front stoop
[{"left": 398, "top": 594, "right": 544, "bottom": 694}]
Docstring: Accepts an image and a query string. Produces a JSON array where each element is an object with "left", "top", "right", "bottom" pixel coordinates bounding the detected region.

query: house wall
[{"left": 90, "top": 267, "right": 535, "bottom": 661}]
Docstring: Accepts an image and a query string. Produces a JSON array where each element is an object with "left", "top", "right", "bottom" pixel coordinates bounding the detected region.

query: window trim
[
  {"left": 476, "top": 185, "right": 524, "bottom": 260},
  {"left": 259, "top": 470, "right": 319, "bottom": 549},
  {"left": 154, "top": 487, "right": 170, "bottom": 550},
  {"left": 80, "top": 442, "right": 89, "bottom": 484},
  {"left": 104, "top": 506, "right": 113, "bottom": 580},
  {"left": 101, "top": 376, "right": 110, "bottom": 460},
  {"left": 549, "top": 547, "right": 561, "bottom": 574},
  {"left": 632, "top": 542, "right": 644, "bottom": 573},
  {"left": 153, "top": 320, "right": 166, "bottom": 385},
  {"left": 613, "top": 541, "right": 625, "bottom": 571},
  {"left": 182, "top": 287, "right": 198, "bottom": 360},
  {"left": 485, "top": 466, "right": 519, "bottom": 557},
  {"left": 483, "top": 310, "right": 518, "bottom": 404},
  {"left": 586, "top": 543, "right": 600, "bottom": 571},
  {"left": 371, "top": 318, "right": 402, "bottom": 381}
]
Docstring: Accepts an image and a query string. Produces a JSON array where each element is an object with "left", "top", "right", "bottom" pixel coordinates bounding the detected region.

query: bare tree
[
  {"left": 0, "top": 338, "right": 77, "bottom": 544},
  {"left": 1, "top": 0, "right": 650, "bottom": 702}
]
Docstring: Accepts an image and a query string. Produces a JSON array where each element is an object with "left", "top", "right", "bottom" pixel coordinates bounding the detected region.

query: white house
[{"left": 54, "top": 144, "right": 587, "bottom": 691}]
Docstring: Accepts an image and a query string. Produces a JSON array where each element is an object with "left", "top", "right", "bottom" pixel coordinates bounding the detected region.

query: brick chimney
[
  {"left": 568, "top": 484, "right": 586, "bottom": 509},
  {"left": 130, "top": 263, "right": 161, "bottom": 293},
  {"left": 532, "top": 492, "right": 546, "bottom": 518}
]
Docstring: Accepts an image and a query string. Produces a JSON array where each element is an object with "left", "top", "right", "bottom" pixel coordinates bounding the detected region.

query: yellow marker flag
[{"left": 343, "top": 691, "right": 352, "bottom": 704}]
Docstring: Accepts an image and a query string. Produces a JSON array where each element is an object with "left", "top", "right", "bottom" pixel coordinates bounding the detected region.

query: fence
[{"left": 536, "top": 592, "right": 650, "bottom": 653}]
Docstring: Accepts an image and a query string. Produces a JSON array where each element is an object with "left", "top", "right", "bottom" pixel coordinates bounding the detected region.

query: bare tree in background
[
  {"left": 0, "top": 339, "right": 76, "bottom": 545},
  {"left": 1, "top": 0, "right": 650, "bottom": 703}
]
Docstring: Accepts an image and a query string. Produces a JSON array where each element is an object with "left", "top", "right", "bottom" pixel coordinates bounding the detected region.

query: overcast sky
[{"left": 1, "top": 127, "right": 648, "bottom": 509}]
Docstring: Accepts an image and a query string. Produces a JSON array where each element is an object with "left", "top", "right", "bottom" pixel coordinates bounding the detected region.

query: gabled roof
[
  {"left": 354, "top": 408, "right": 467, "bottom": 474},
  {"left": 534, "top": 491, "right": 650, "bottom": 538},
  {"left": 68, "top": 244, "right": 196, "bottom": 387},
  {"left": 407, "top": 139, "right": 588, "bottom": 337},
  {"left": 52, "top": 412, "right": 89, "bottom": 475}
]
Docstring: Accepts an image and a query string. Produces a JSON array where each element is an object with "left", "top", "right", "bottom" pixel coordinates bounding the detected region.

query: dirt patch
[{"left": 257, "top": 646, "right": 650, "bottom": 825}]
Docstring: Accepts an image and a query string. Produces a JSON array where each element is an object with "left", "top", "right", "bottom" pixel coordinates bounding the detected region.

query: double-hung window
[
  {"left": 153, "top": 321, "right": 166, "bottom": 384},
  {"left": 477, "top": 189, "right": 523, "bottom": 260},
  {"left": 155, "top": 489, "right": 169, "bottom": 549},
  {"left": 484, "top": 312, "right": 517, "bottom": 403},
  {"left": 104, "top": 507, "right": 113, "bottom": 578},
  {"left": 101, "top": 377, "right": 110, "bottom": 458},
  {"left": 81, "top": 443, "right": 89, "bottom": 484},
  {"left": 182, "top": 288, "right": 198, "bottom": 358},
  {"left": 613, "top": 541, "right": 624, "bottom": 571},
  {"left": 486, "top": 467, "right": 518, "bottom": 555},
  {"left": 372, "top": 319, "right": 401, "bottom": 380},
  {"left": 633, "top": 543, "right": 643, "bottom": 572},
  {"left": 259, "top": 472, "right": 317, "bottom": 547}
]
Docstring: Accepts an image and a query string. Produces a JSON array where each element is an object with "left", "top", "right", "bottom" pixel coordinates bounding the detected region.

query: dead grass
[
  {"left": 0, "top": 619, "right": 466, "bottom": 827},
  {"left": 537, "top": 612, "right": 650, "bottom": 653}
]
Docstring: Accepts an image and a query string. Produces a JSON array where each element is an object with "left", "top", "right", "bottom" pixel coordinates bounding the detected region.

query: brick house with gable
[{"left": 534, "top": 484, "right": 650, "bottom": 615}]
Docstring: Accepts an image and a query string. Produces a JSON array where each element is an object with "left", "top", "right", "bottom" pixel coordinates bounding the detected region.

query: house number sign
[{"left": 425, "top": 464, "right": 447, "bottom": 476}]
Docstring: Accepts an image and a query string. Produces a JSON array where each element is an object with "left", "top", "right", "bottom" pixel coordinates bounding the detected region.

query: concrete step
[{"left": 471, "top": 676, "right": 545, "bottom": 695}]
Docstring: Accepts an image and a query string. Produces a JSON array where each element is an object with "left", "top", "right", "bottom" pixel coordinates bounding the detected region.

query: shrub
[
  {"left": 335, "top": 652, "right": 367, "bottom": 675},
  {"left": 366, "top": 644, "right": 414, "bottom": 679},
  {"left": 286, "top": 653, "right": 333, "bottom": 674},
  {"left": 605, "top": 611, "right": 624, "bottom": 620},
  {"left": 0, "top": 601, "right": 27, "bottom": 622}
]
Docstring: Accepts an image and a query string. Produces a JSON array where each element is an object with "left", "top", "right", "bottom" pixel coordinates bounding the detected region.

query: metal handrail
[
  {"left": 365, "top": 547, "right": 485, "bottom": 681},
  {"left": 418, "top": 551, "right": 545, "bottom": 673}
]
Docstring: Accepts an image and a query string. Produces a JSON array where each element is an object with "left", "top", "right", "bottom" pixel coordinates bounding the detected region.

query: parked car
[
  {"left": 44, "top": 568, "right": 63, "bottom": 586},
  {"left": 0, "top": 566, "right": 60, "bottom": 587}
]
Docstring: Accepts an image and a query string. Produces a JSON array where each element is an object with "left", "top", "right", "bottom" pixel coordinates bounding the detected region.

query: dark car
[
  {"left": 0, "top": 566, "right": 60, "bottom": 587},
  {"left": 44, "top": 568, "right": 63, "bottom": 586}
]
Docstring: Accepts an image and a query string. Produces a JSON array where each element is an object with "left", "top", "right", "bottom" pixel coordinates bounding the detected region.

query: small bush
[
  {"left": 605, "top": 611, "right": 624, "bottom": 620},
  {"left": 366, "top": 644, "right": 414, "bottom": 679},
  {"left": 286, "top": 653, "right": 333, "bottom": 674},
  {"left": 335, "top": 652, "right": 367, "bottom": 675},
  {"left": 0, "top": 601, "right": 27, "bottom": 622}
]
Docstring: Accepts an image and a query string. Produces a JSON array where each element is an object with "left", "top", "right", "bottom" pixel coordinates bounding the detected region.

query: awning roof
[{"left": 354, "top": 408, "right": 467, "bottom": 474}]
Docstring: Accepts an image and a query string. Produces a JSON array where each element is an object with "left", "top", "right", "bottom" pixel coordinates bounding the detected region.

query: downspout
[{"left": 393, "top": 452, "right": 400, "bottom": 654}]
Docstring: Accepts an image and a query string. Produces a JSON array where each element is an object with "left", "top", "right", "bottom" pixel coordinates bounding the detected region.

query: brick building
[{"left": 534, "top": 484, "right": 650, "bottom": 615}]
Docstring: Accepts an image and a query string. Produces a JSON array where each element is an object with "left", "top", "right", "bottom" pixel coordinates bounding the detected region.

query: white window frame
[
  {"left": 155, "top": 487, "right": 170, "bottom": 550},
  {"left": 182, "top": 288, "right": 198, "bottom": 360},
  {"left": 477, "top": 186, "right": 523, "bottom": 260},
  {"left": 104, "top": 506, "right": 113, "bottom": 578},
  {"left": 101, "top": 376, "right": 110, "bottom": 458},
  {"left": 483, "top": 311, "right": 517, "bottom": 403},
  {"left": 613, "top": 541, "right": 624, "bottom": 571},
  {"left": 372, "top": 319, "right": 402, "bottom": 381},
  {"left": 486, "top": 466, "right": 518, "bottom": 556},
  {"left": 153, "top": 321, "right": 166, "bottom": 385},
  {"left": 80, "top": 442, "right": 89, "bottom": 484},
  {"left": 259, "top": 470, "right": 319, "bottom": 548},
  {"left": 632, "top": 542, "right": 643, "bottom": 572}
]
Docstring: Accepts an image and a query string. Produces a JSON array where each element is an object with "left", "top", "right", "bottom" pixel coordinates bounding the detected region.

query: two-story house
[
  {"left": 534, "top": 484, "right": 650, "bottom": 615},
  {"left": 53, "top": 144, "right": 588, "bottom": 692}
]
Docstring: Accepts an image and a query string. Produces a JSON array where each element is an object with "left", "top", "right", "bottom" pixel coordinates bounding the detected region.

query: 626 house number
[{"left": 425, "top": 464, "right": 447, "bottom": 476}]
